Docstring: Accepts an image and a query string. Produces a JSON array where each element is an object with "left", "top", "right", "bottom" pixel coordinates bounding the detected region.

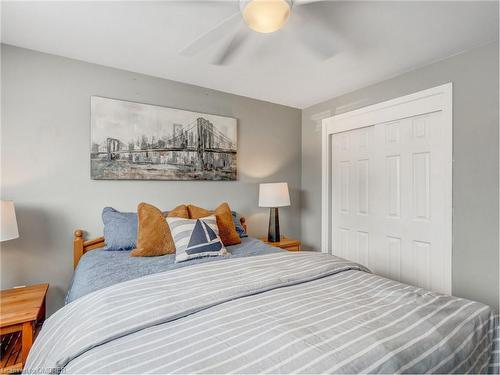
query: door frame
[{"left": 321, "top": 83, "right": 453, "bottom": 289}]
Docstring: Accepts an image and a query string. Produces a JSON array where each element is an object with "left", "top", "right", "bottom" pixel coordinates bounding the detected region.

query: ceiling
[{"left": 2, "top": 1, "right": 498, "bottom": 109}]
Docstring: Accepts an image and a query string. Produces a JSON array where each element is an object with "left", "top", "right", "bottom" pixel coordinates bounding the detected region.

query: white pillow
[{"left": 167, "top": 215, "right": 228, "bottom": 263}]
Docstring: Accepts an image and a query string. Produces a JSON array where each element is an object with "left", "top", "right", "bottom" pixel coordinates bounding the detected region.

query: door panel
[{"left": 332, "top": 111, "right": 449, "bottom": 293}]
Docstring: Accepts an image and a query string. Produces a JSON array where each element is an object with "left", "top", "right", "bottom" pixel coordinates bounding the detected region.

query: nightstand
[
  {"left": 259, "top": 237, "right": 301, "bottom": 251},
  {"left": 0, "top": 284, "right": 48, "bottom": 372}
]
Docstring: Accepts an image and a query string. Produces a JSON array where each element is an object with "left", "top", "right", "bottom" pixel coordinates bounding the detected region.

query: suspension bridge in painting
[{"left": 92, "top": 117, "right": 236, "bottom": 172}]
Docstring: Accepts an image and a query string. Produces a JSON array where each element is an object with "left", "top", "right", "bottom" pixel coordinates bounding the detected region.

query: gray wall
[
  {"left": 2, "top": 41, "right": 499, "bottom": 314},
  {"left": 0, "top": 45, "right": 302, "bottom": 314},
  {"left": 301, "top": 42, "right": 499, "bottom": 311}
]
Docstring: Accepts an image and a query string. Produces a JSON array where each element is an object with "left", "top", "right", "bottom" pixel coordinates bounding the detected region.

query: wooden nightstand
[
  {"left": 259, "top": 237, "right": 301, "bottom": 251},
  {"left": 0, "top": 284, "right": 48, "bottom": 373}
]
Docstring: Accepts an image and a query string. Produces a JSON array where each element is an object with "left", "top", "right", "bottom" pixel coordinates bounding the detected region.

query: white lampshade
[
  {"left": 1, "top": 201, "right": 19, "bottom": 242},
  {"left": 259, "top": 182, "right": 291, "bottom": 208}
]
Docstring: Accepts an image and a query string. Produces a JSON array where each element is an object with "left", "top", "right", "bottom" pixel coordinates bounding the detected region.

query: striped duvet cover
[{"left": 25, "top": 252, "right": 499, "bottom": 374}]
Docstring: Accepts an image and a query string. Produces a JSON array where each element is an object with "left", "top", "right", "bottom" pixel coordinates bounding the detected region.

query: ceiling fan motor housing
[{"left": 239, "top": 0, "right": 294, "bottom": 33}]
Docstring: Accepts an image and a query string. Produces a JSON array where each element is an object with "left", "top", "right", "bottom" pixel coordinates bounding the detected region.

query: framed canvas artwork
[{"left": 90, "top": 96, "right": 237, "bottom": 180}]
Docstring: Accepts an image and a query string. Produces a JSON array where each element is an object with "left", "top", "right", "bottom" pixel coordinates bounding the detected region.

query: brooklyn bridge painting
[{"left": 90, "top": 97, "right": 237, "bottom": 180}]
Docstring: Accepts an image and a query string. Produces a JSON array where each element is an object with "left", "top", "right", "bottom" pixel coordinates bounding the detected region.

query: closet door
[
  {"left": 332, "top": 126, "right": 376, "bottom": 269},
  {"left": 331, "top": 111, "right": 450, "bottom": 294}
]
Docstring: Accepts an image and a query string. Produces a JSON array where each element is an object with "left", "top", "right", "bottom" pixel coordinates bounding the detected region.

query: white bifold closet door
[{"left": 332, "top": 112, "right": 449, "bottom": 293}]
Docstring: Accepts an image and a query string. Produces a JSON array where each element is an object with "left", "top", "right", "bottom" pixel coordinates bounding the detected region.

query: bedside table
[
  {"left": 259, "top": 237, "right": 301, "bottom": 251},
  {"left": 0, "top": 284, "right": 48, "bottom": 372}
]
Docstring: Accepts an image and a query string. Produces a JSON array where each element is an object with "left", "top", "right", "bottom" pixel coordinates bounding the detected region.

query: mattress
[
  {"left": 65, "top": 236, "right": 283, "bottom": 303},
  {"left": 29, "top": 251, "right": 499, "bottom": 374}
]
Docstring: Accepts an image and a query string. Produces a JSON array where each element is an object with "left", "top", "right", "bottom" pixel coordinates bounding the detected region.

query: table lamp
[
  {"left": 259, "top": 182, "right": 290, "bottom": 242},
  {"left": 1, "top": 201, "right": 19, "bottom": 242}
]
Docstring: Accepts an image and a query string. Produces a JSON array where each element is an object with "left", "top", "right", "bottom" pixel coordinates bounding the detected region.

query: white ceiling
[{"left": 2, "top": 1, "right": 498, "bottom": 108}]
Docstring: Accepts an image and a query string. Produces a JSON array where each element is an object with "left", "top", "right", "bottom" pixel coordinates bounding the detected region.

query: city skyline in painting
[{"left": 90, "top": 97, "right": 237, "bottom": 180}]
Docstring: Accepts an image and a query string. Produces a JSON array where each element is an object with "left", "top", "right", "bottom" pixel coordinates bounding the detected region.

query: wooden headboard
[{"left": 73, "top": 217, "right": 247, "bottom": 269}]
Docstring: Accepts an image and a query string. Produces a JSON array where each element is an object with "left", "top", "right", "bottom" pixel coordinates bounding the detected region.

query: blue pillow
[
  {"left": 231, "top": 211, "right": 248, "bottom": 238},
  {"left": 102, "top": 207, "right": 138, "bottom": 251}
]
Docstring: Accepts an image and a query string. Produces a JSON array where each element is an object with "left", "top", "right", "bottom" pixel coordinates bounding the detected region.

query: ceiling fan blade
[
  {"left": 213, "top": 23, "right": 250, "bottom": 65},
  {"left": 291, "top": 2, "right": 339, "bottom": 60},
  {"left": 293, "top": 0, "right": 325, "bottom": 5},
  {"left": 295, "top": 27, "right": 337, "bottom": 60},
  {"left": 180, "top": 11, "right": 241, "bottom": 57}
]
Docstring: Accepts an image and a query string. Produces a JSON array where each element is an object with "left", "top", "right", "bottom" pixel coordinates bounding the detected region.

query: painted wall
[
  {"left": 1, "top": 45, "right": 302, "bottom": 314},
  {"left": 2, "top": 41, "right": 499, "bottom": 314},
  {"left": 301, "top": 42, "right": 499, "bottom": 311}
]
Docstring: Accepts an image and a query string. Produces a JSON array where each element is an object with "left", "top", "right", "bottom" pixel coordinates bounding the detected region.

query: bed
[
  {"left": 25, "top": 222, "right": 499, "bottom": 374},
  {"left": 66, "top": 236, "right": 283, "bottom": 303}
]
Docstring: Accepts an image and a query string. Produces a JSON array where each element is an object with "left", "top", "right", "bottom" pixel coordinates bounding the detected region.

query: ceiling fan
[{"left": 180, "top": 0, "right": 336, "bottom": 65}]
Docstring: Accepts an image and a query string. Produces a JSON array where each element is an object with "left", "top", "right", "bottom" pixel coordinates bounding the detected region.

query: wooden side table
[
  {"left": 0, "top": 284, "right": 48, "bottom": 372},
  {"left": 259, "top": 237, "right": 301, "bottom": 251}
]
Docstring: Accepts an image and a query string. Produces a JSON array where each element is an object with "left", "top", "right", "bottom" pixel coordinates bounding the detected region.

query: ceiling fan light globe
[{"left": 242, "top": 0, "right": 291, "bottom": 34}]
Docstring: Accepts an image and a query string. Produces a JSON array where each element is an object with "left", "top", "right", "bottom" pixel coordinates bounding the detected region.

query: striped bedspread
[{"left": 25, "top": 252, "right": 499, "bottom": 374}]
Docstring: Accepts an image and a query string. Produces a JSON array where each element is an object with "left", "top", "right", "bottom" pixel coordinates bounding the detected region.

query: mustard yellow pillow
[
  {"left": 188, "top": 202, "right": 241, "bottom": 246},
  {"left": 131, "top": 203, "right": 189, "bottom": 257}
]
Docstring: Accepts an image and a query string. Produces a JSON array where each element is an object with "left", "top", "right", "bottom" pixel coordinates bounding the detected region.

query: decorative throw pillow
[
  {"left": 168, "top": 204, "right": 189, "bottom": 219},
  {"left": 102, "top": 207, "right": 137, "bottom": 251},
  {"left": 188, "top": 203, "right": 241, "bottom": 246},
  {"left": 131, "top": 203, "right": 189, "bottom": 257},
  {"left": 232, "top": 211, "right": 248, "bottom": 238},
  {"left": 167, "top": 215, "right": 228, "bottom": 263}
]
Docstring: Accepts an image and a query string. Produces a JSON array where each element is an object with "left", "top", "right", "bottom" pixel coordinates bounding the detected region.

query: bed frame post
[{"left": 74, "top": 229, "right": 84, "bottom": 270}]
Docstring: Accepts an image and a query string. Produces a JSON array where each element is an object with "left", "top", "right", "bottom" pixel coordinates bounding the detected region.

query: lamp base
[{"left": 267, "top": 207, "right": 281, "bottom": 242}]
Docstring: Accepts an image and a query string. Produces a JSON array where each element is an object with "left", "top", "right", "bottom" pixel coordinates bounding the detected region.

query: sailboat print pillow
[{"left": 167, "top": 215, "right": 228, "bottom": 263}]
